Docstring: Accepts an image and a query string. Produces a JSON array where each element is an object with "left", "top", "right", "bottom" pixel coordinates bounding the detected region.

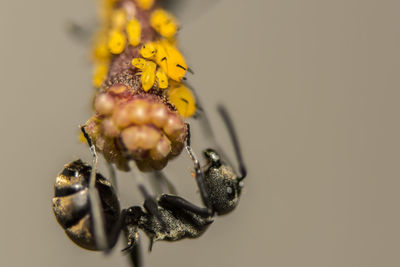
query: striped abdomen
[{"left": 52, "top": 160, "right": 120, "bottom": 250}]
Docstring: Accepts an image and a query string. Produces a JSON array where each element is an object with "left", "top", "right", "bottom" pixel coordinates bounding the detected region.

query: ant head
[
  {"left": 185, "top": 105, "right": 246, "bottom": 216},
  {"left": 203, "top": 149, "right": 243, "bottom": 215},
  {"left": 201, "top": 106, "right": 247, "bottom": 216}
]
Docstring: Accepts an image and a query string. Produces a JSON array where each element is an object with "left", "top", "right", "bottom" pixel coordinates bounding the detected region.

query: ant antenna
[
  {"left": 106, "top": 162, "right": 117, "bottom": 192},
  {"left": 80, "top": 126, "right": 108, "bottom": 250},
  {"left": 217, "top": 105, "right": 247, "bottom": 181},
  {"left": 182, "top": 84, "right": 245, "bottom": 181}
]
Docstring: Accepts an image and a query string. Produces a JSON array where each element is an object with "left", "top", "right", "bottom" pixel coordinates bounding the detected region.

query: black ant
[{"left": 52, "top": 105, "right": 246, "bottom": 266}]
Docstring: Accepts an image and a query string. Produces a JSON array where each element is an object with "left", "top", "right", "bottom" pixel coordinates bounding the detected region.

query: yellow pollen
[
  {"left": 91, "top": 31, "right": 110, "bottom": 62},
  {"left": 132, "top": 58, "right": 148, "bottom": 70},
  {"left": 155, "top": 40, "right": 187, "bottom": 81},
  {"left": 108, "top": 30, "right": 126, "bottom": 54},
  {"left": 150, "top": 9, "right": 178, "bottom": 38},
  {"left": 168, "top": 83, "right": 196, "bottom": 118},
  {"left": 141, "top": 61, "right": 157, "bottom": 91},
  {"left": 92, "top": 63, "right": 109, "bottom": 88},
  {"left": 136, "top": 0, "right": 155, "bottom": 10},
  {"left": 126, "top": 19, "right": 141, "bottom": 47},
  {"left": 110, "top": 9, "right": 127, "bottom": 30},
  {"left": 156, "top": 69, "right": 168, "bottom": 89},
  {"left": 140, "top": 42, "right": 157, "bottom": 59}
]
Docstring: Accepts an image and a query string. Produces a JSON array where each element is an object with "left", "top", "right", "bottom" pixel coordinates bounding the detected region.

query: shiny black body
[
  {"left": 203, "top": 149, "right": 242, "bottom": 215},
  {"left": 52, "top": 160, "right": 120, "bottom": 250},
  {"left": 52, "top": 105, "right": 246, "bottom": 267},
  {"left": 123, "top": 106, "right": 247, "bottom": 252},
  {"left": 123, "top": 195, "right": 213, "bottom": 251}
]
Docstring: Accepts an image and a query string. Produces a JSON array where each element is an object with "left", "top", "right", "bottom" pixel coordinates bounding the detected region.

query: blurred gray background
[{"left": 1, "top": 0, "right": 399, "bottom": 266}]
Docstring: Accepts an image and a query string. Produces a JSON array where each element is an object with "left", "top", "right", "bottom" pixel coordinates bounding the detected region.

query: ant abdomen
[{"left": 52, "top": 160, "right": 120, "bottom": 250}]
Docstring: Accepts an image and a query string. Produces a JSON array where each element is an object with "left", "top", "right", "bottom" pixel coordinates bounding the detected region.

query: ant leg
[
  {"left": 187, "top": 67, "right": 195, "bottom": 75},
  {"left": 122, "top": 220, "right": 142, "bottom": 267},
  {"left": 131, "top": 163, "right": 167, "bottom": 230},
  {"left": 158, "top": 194, "right": 212, "bottom": 218},
  {"left": 106, "top": 162, "right": 118, "bottom": 192},
  {"left": 148, "top": 239, "right": 154, "bottom": 252},
  {"left": 80, "top": 126, "right": 108, "bottom": 250},
  {"left": 185, "top": 124, "right": 214, "bottom": 215},
  {"left": 104, "top": 157, "right": 129, "bottom": 253},
  {"left": 148, "top": 173, "right": 164, "bottom": 196},
  {"left": 125, "top": 234, "right": 142, "bottom": 267},
  {"left": 102, "top": 209, "right": 128, "bottom": 253},
  {"left": 217, "top": 105, "right": 247, "bottom": 181},
  {"left": 150, "top": 171, "right": 178, "bottom": 195},
  {"left": 141, "top": 188, "right": 167, "bottom": 231},
  {"left": 118, "top": 137, "right": 167, "bottom": 230},
  {"left": 81, "top": 127, "right": 133, "bottom": 253},
  {"left": 158, "top": 172, "right": 178, "bottom": 195}
]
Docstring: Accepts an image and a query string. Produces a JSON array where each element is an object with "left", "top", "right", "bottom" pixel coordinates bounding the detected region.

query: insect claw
[{"left": 121, "top": 244, "right": 134, "bottom": 253}]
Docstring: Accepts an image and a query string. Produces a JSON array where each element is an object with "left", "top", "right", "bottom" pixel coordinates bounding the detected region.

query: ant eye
[{"left": 226, "top": 186, "right": 235, "bottom": 200}]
